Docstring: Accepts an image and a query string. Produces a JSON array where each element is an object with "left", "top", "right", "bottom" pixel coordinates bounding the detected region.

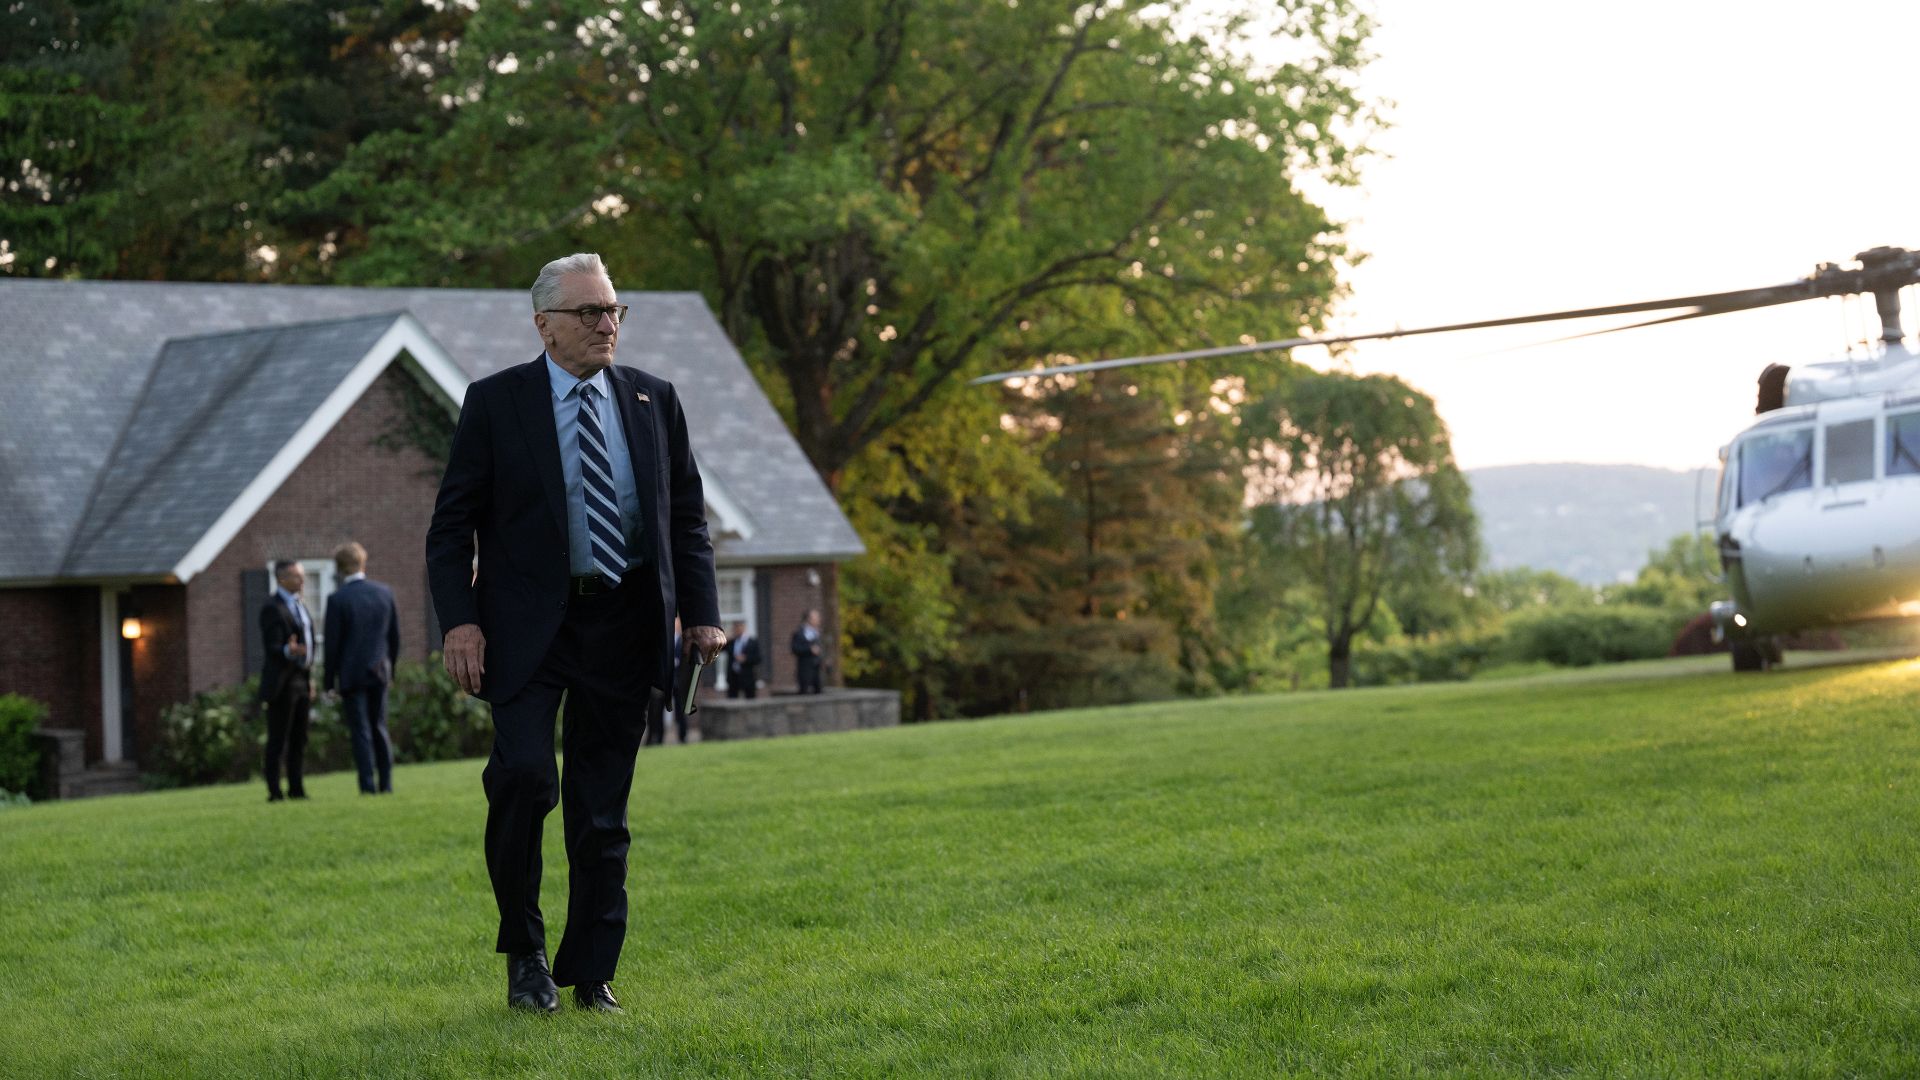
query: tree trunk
[{"left": 1327, "top": 636, "right": 1352, "bottom": 690}]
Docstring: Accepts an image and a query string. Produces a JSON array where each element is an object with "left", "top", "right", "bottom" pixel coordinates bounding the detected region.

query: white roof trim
[
  {"left": 169, "top": 314, "right": 467, "bottom": 583},
  {"left": 699, "top": 464, "right": 756, "bottom": 540}
]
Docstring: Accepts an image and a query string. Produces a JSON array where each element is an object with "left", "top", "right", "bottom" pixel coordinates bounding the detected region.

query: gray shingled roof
[{"left": 0, "top": 280, "right": 862, "bottom": 582}]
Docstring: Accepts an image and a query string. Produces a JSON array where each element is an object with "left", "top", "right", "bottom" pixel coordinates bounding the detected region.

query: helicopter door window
[
  {"left": 1822, "top": 419, "right": 1874, "bottom": 486},
  {"left": 1888, "top": 413, "right": 1920, "bottom": 477},
  {"left": 1737, "top": 428, "right": 1812, "bottom": 507}
]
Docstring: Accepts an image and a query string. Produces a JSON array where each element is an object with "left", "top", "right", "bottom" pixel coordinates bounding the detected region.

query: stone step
[{"left": 63, "top": 763, "right": 145, "bottom": 799}]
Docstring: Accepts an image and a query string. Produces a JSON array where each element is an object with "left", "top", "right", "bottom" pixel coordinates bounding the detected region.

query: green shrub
[
  {"left": 302, "top": 673, "right": 355, "bottom": 775},
  {"left": 389, "top": 655, "right": 491, "bottom": 763},
  {"left": 149, "top": 681, "right": 257, "bottom": 788},
  {"left": 145, "top": 660, "right": 492, "bottom": 791},
  {"left": 0, "top": 787, "right": 29, "bottom": 810},
  {"left": 1352, "top": 636, "right": 1495, "bottom": 687},
  {"left": 0, "top": 693, "right": 49, "bottom": 799},
  {"left": 1502, "top": 605, "right": 1682, "bottom": 667}
]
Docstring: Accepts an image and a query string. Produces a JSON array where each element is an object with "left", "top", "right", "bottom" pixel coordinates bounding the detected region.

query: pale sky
[{"left": 1284, "top": 0, "right": 1920, "bottom": 471}]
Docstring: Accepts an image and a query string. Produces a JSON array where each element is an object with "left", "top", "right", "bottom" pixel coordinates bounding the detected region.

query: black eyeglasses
[{"left": 541, "top": 304, "right": 629, "bottom": 327}]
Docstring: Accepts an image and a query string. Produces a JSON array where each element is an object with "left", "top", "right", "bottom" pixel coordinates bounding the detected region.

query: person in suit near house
[
  {"left": 726, "top": 620, "right": 761, "bottom": 699},
  {"left": 426, "top": 252, "right": 724, "bottom": 1015},
  {"left": 791, "top": 608, "right": 824, "bottom": 694},
  {"left": 259, "top": 559, "right": 314, "bottom": 802},
  {"left": 322, "top": 541, "right": 400, "bottom": 796}
]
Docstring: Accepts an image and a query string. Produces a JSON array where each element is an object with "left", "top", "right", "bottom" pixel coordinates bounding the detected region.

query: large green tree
[
  {"left": 930, "top": 369, "right": 1243, "bottom": 714},
  {"left": 1244, "top": 369, "right": 1479, "bottom": 689},
  {"left": 309, "top": 0, "right": 1376, "bottom": 486},
  {"left": 1, "top": 0, "right": 462, "bottom": 281}
]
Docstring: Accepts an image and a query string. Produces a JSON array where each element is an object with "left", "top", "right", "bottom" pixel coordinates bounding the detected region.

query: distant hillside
[{"left": 1467, "top": 464, "right": 1717, "bottom": 585}]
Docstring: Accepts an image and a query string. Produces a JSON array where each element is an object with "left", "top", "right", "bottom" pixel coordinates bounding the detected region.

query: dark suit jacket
[
  {"left": 257, "top": 595, "right": 312, "bottom": 703},
  {"left": 791, "top": 627, "right": 821, "bottom": 659},
  {"left": 727, "top": 635, "right": 762, "bottom": 679},
  {"left": 425, "top": 356, "right": 721, "bottom": 702},
  {"left": 323, "top": 577, "right": 401, "bottom": 694}
]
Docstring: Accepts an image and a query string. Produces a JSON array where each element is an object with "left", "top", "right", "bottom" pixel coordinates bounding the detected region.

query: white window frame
[
  {"left": 98, "top": 588, "right": 122, "bottom": 763},
  {"left": 713, "top": 568, "right": 757, "bottom": 692},
  {"left": 267, "top": 558, "right": 336, "bottom": 651}
]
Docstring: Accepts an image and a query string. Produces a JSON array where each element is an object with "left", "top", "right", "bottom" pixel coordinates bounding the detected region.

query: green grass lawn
[{"left": 4, "top": 657, "right": 1920, "bottom": 1078}]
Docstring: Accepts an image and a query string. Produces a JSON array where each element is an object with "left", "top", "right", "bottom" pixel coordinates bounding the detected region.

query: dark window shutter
[
  {"left": 755, "top": 567, "right": 775, "bottom": 686},
  {"left": 242, "top": 568, "right": 270, "bottom": 676},
  {"left": 754, "top": 568, "right": 773, "bottom": 642}
]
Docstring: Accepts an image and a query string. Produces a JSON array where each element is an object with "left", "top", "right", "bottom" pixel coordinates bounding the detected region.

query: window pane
[
  {"left": 1738, "top": 429, "right": 1812, "bottom": 506},
  {"left": 1889, "top": 413, "right": 1920, "bottom": 476},
  {"left": 1824, "top": 419, "right": 1874, "bottom": 485}
]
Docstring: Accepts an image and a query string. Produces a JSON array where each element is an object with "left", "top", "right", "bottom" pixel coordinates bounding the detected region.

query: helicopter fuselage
[{"left": 1713, "top": 348, "right": 1920, "bottom": 636}]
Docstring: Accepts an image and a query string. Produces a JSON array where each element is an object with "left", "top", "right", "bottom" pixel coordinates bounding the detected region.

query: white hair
[{"left": 530, "top": 252, "right": 613, "bottom": 312}]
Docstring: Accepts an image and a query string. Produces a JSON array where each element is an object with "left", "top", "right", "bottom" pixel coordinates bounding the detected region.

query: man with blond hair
[
  {"left": 322, "top": 541, "right": 400, "bottom": 796},
  {"left": 426, "top": 252, "right": 724, "bottom": 1014}
]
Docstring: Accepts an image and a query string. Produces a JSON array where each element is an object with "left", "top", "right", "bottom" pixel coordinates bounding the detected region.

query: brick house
[{"left": 0, "top": 281, "right": 863, "bottom": 778}]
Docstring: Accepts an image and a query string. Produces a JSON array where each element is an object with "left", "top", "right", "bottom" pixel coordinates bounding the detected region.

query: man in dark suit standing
[
  {"left": 426, "top": 252, "right": 723, "bottom": 1015},
  {"left": 790, "top": 608, "right": 824, "bottom": 694},
  {"left": 322, "top": 541, "right": 400, "bottom": 796},
  {"left": 258, "top": 559, "right": 314, "bottom": 802},
  {"left": 726, "top": 620, "right": 761, "bottom": 699}
]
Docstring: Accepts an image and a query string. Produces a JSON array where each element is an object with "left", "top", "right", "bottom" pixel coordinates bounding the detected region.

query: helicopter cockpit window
[
  {"left": 1823, "top": 419, "right": 1874, "bottom": 486},
  {"left": 1737, "top": 428, "right": 1812, "bottom": 506},
  {"left": 1888, "top": 413, "right": 1920, "bottom": 477}
]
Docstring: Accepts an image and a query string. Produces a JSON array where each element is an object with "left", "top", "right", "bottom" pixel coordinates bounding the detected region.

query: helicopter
[{"left": 972, "top": 245, "right": 1920, "bottom": 672}]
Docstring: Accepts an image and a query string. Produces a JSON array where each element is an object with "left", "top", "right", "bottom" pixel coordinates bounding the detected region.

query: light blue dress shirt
[
  {"left": 545, "top": 355, "right": 644, "bottom": 575},
  {"left": 277, "top": 587, "right": 313, "bottom": 665}
]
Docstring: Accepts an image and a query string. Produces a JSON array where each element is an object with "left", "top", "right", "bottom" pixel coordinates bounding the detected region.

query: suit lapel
[
  {"left": 515, "top": 356, "right": 569, "bottom": 538},
  {"left": 608, "top": 368, "right": 660, "bottom": 551}
]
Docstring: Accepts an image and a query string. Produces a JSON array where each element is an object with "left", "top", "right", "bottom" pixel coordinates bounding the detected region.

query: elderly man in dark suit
[
  {"left": 322, "top": 541, "right": 401, "bottom": 796},
  {"left": 258, "top": 559, "right": 314, "bottom": 803},
  {"left": 426, "top": 252, "right": 724, "bottom": 1015}
]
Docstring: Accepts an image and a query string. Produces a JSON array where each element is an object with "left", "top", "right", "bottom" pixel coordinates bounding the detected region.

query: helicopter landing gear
[{"left": 1730, "top": 636, "right": 1781, "bottom": 672}]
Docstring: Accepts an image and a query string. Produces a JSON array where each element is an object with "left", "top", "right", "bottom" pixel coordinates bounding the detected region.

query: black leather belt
[{"left": 570, "top": 573, "right": 618, "bottom": 597}]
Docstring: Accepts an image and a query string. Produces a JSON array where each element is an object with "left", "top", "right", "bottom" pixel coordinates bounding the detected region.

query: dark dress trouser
[
  {"left": 339, "top": 686, "right": 395, "bottom": 793},
  {"left": 483, "top": 576, "right": 661, "bottom": 988},
  {"left": 263, "top": 676, "right": 311, "bottom": 798}
]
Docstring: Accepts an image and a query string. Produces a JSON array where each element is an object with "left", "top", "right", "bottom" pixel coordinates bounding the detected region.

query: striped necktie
[{"left": 576, "top": 383, "right": 628, "bottom": 586}]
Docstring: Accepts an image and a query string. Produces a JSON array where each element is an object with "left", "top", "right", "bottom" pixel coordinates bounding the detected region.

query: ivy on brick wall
[{"left": 374, "top": 365, "right": 456, "bottom": 477}]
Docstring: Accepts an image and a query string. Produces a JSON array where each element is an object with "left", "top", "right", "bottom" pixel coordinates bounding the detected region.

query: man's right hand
[
  {"left": 287, "top": 634, "right": 307, "bottom": 661},
  {"left": 444, "top": 623, "right": 486, "bottom": 695}
]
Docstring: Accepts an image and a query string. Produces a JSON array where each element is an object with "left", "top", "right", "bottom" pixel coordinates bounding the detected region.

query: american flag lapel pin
[{"left": 636, "top": 392, "right": 650, "bottom": 404}]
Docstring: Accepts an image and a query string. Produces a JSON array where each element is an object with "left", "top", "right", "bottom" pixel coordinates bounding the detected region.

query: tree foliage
[
  {"left": 928, "top": 369, "right": 1243, "bottom": 714},
  {"left": 1, "top": 0, "right": 461, "bottom": 280},
  {"left": 1604, "top": 532, "right": 1721, "bottom": 614},
  {"left": 298, "top": 0, "right": 1377, "bottom": 484},
  {"left": 1244, "top": 369, "right": 1479, "bottom": 688},
  {"left": 1473, "top": 566, "right": 1596, "bottom": 615}
]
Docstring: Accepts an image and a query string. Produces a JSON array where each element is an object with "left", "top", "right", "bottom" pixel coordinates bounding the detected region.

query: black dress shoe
[
  {"left": 267, "top": 792, "right": 284, "bottom": 803},
  {"left": 507, "top": 950, "right": 560, "bottom": 1014},
  {"left": 572, "top": 982, "right": 622, "bottom": 1013}
]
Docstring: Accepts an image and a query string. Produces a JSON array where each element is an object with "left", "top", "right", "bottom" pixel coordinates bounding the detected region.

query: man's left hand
[{"left": 687, "top": 625, "right": 726, "bottom": 665}]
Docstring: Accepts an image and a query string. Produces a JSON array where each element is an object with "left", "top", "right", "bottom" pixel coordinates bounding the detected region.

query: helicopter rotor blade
[
  {"left": 971, "top": 246, "right": 1920, "bottom": 386},
  {"left": 1465, "top": 302, "right": 1782, "bottom": 356}
]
